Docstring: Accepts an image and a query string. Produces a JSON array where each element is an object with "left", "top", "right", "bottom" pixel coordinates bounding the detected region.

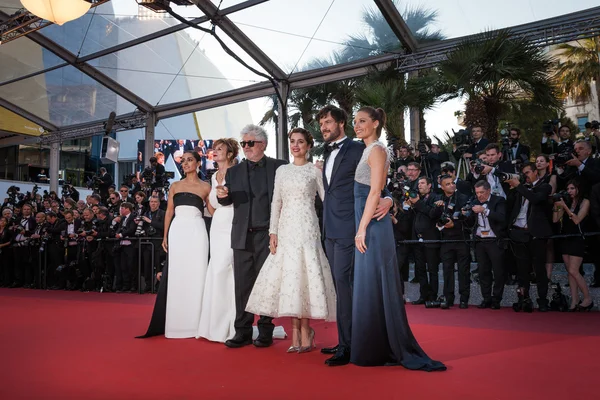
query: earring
[{"left": 305, "top": 152, "right": 310, "bottom": 160}]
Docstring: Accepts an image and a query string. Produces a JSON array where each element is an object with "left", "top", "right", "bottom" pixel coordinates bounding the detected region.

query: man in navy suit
[{"left": 317, "top": 105, "right": 392, "bottom": 366}]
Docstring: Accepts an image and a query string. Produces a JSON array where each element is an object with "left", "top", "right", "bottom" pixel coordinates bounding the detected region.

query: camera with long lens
[
  {"left": 134, "top": 212, "right": 146, "bottom": 237},
  {"left": 437, "top": 213, "right": 452, "bottom": 230},
  {"left": 542, "top": 119, "right": 560, "bottom": 135},
  {"left": 495, "top": 171, "right": 521, "bottom": 183},
  {"left": 401, "top": 188, "right": 419, "bottom": 210},
  {"left": 470, "top": 159, "right": 487, "bottom": 174},
  {"left": 552, "top": 190, "right": 569, "bottom": 203},
  {"left": 86, "top": 176, "right": 102, "bottom": 191},
  {"left": 38, "top": 233, "right": 50, "bottom": 253}
]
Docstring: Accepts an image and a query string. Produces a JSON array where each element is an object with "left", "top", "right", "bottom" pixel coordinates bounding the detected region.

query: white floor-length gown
[
  {"left": 197, "top": 173, "right": 236, "bottom": 342},
  {"left": 165, "top": 192, "right": 209, "bottom": 338},
  {"left": 245, "top": 163, "right": 336, "bottom": 321}
]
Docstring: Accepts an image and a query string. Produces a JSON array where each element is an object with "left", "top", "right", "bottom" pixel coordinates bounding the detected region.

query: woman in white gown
[
  {"left": 162, "top": 151, "right": 211, "bottom": 339},
  {"left": 246, "top": 128, "right": 336, "bottom": 353},
  {"left": 197, "top": 139, "right": 238, "bottom": 342}
]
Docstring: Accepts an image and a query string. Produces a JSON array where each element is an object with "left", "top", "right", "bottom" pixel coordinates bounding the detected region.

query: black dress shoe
[
  {"left": 459, "top": 302, "right": 468, "bottom": 309},
  {"left": 253, "top": 336, "right": 273, "bottom": 348},
  {"left": 325, "top": 349, "right": 351, "bottom": 367},
  {"left": 491, "top": 302, "right": 501, "bottom": 310},
  {"left": 321, "top": 344, "right": 339, "bottom": 355},
  {"left": 411, "top": 298, "right": 426, "bottom": 305},
  {"left": 225, "top": 335, "right": 253, "bottom": 348},
  {"left": 478, "top": 300, "right": 492, "bottom": 309}
]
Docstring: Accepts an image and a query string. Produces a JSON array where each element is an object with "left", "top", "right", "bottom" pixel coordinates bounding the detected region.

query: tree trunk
[{"left": 484, "top": 97, "right": 501, "bottom": 143}]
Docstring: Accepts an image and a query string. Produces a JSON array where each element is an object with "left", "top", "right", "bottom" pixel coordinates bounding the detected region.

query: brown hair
[
  {"left": 357, "top": 106, "right": 386, "bottom": 138},
  {"left": 288, "top": 128, "right": 314, "bottom": 148},
  {"left": 213, "top": 138, "right": 239, "bottom": 163},
  {"left": 316, "top": 105, "right": 348, "bottom": 128}
]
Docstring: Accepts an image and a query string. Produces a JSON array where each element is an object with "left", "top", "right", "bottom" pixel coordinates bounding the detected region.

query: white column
[{"left": 49, "top": 142, "right": 60, "bottom": 193}]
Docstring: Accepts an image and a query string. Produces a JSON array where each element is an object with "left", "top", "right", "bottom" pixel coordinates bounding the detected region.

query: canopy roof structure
[{"left": 1, "top": 0, "right": 600, "bottom": 153}]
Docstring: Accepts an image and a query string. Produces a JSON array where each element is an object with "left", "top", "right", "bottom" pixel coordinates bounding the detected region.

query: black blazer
[
  {"left": 116, "top": 214, "right": 137, "bottom": 238},
  {"left": 508, "top": 181, "right": 553, "bottom": 238},
  {"left": 322, "top": 139, "right": 365, "bottom": 240},
  {"left": 471, "top": 194, "right": 508, "bottom": 239},
  {"left": 148, "top": 208, "right": 165, "bottom": 237},
  {"left": 411, "top": 192, "right": 442, "bottom": 247},
  {"left": 218, "top": 157, "right": 287, "bottom": 250}
]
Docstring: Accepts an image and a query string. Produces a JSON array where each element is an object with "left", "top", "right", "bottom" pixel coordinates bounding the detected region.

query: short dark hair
[
  {"left": 418, "top": 176, "right": 432, "bottom": 185},
  {"left": 485, "top": 143, "right": 500, "bottom": 153},
  {"left": 439, "top": 174, "right": 454, "bottom": 184},
  {"left": 521, "top": 162, "right": 536, "bottom": 173},
  {"left": 407, "top": 161, "right": 421, "bottom": 170},
  {"left": 120, "top": 202, "right": 134, "bottom": 212},
  {"left": 510, "top": 127, "right": 521, "bottom": 136},
  {"left": 316, "top": 105, "right": 348, "bottom": 128},
  {"left": 474, "top": 180, "right": 491, "bottom": 190}
]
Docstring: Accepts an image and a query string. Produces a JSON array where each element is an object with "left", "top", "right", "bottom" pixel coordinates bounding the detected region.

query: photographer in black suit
[
  {"left": 432, "top": 175, "right": 474, "bottom": 309},
  {"left": 470, "top": 180, "right": 507, "bottom": 309},
  {"left": 112, "top": 202, "right": 137, "bottom": 292},
  {"left": 98, "top": 167, "right": 113, "bottom": 201},
  {"left": 453, "top": 125, "right": 488, "bottom": 160},
  {"left": 506, "top": 163, "right": 553, "bottom": 312},
  {"left": 409, "top": 176, "right": 441, "bottom": 305},
  {"left": 140, "top": 196, "right": 165, "bottom": 293},
  {"left": 474, "top": 144, "right": 515, "bottom": 199}
]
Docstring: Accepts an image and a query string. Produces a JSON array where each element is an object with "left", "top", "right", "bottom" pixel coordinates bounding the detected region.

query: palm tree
[
  {"left": 430, "top": 29, "right": 561, "bottom": 142},
  {"left": 555, "top": 37, "right": 600, "bottom": 115}
]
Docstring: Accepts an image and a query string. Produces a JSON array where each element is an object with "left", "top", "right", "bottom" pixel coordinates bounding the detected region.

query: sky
[{"left": 110, "top": 0, "right": 598, "bottom": 148}]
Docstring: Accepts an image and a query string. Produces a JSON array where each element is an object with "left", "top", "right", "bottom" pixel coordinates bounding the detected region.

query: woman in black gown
[
  {"left": 351, "top": 106, "right": 446, "bottom": 371},
  {"left": 552, "top": 179, "right": 593, "bottom": 311}
]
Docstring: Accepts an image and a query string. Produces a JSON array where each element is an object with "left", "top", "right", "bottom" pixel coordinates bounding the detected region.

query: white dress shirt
[{"left": 325, "top": 136, "right": 347, "bottom": 184}]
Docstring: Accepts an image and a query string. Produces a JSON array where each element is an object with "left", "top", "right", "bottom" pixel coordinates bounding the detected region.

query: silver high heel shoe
[
  {"left": 298, "top": 328, "right": 315, "bottom": 353},
  {"left": 286, "top": 345, "right": 300, "bottom": 353}
]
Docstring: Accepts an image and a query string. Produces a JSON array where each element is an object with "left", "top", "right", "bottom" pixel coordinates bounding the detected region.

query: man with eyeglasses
[{"left": 217, "top": 124, "right": 287, "bottom": 349}]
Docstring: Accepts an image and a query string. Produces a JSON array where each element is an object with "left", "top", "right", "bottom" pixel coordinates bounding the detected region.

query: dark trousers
[
  {"left": 46, "top": 243, "right": 63, "bottom": 288},
  {"left": 513, "top": 236, "right": 548, "bottom": 300},
  {"left": 0, "top": 250, "right": 12, "bottom": 285},
  {"left": 414, "top": 244, "right": 440, "bottom": 301},
  {"left": 232, "top": 230, "right": 274, "bottom": 339},
  {"left": 324, "top": 237, "right": 354, "bottom": 351},
  {"left": 475, "top": 240, "right": 505, "bottom": 302},
  {"left": 12, "top": 246, "right": 30, "bottom": 286},
  {"left": 440, "top": 242, "right": 471, "bottom": 303},
  {"left": 114, "top": 245, "right": 135, "bottom": 290},
  {"left": 396, "top": 242, "right": 413, "bottom": 282},
  {"left": 142, "top": 240, "right": 163, "bottom": 291}
]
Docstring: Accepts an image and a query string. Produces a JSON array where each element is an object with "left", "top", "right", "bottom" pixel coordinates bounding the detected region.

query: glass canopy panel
[
  {"left": 404, "top": 0, "right": 600, "bottom": 41},
  {"left": 0, "top": 36, "right": 66, "bottom": 84},
  {"left": 35, "top": 0, "right": 204, "bottom": 57},
  {"left": 0, "top": 64, "right": 136, "bottom": 127},
  {"left": 87, "top": 24, "right": 269, "bottom": 106},
  {"left": 229, "top": 0, "right": 401, "bottom": 74}
]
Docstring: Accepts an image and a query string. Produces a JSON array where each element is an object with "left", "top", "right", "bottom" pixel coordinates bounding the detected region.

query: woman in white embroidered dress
[{"left": 245, "top": 128, "right": 336, "bottom": 353}]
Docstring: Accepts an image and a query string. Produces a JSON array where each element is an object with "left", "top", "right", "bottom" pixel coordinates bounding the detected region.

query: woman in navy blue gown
[{"left": 351, "top": 106, "right": 446, "bottom": 371}]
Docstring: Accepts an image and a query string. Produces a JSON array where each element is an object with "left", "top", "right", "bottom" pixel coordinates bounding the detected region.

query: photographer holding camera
[
  {"left": 469, "top": 180, "right": 507, "bottom": 309},
  {"left": 505, "top": 163, "right": 553, "bottom": 312},
  {"left": 139, "top": 196, "right": 165, "bottom": 293},
  {"left": 112, "top": 203, "right": 137, "bottom": 292},
  {"left": 453, "top": 125, "right": 488, "bottom": 161},
  {"left": 10, "top": 203, "right": 35, "bottom": 288},
  {"left": 431, "top": 175, "right": 475, "bottom": 309},
  {"left": 557, "top": 140, "right": 600, "bottom": 196},
  {"left": 472, "top": 144, "right": 514, "bottom": 200},
  {"left": 408, "top": 176, "right": 442, "bottom": 306}
]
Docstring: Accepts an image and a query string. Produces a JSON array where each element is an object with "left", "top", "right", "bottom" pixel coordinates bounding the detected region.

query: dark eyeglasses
[{"left": 240, "top": 140, "right": 263, "bottom": 148}]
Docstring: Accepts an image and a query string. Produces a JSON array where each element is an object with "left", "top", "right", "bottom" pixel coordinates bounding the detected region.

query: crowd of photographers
[
  {"left": 389, "top": 120, "right": 600, "bottom": 312},
  {"left": 0, "top": 168, "right": 167, "bottom": 294},
  {"left": 2, "top": 121, "right": 600, "bottom": 313}
]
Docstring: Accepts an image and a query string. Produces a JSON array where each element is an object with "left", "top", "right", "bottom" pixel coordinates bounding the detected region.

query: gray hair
[{"left": 240, "top": 124, "right": 268, "bottom": 145}]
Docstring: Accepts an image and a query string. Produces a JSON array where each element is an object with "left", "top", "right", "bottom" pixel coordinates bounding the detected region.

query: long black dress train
[
  {"left": 350, "top": 141, "right": 446, "bottom": 371},
  {"left": 136, "top": 261, "right": 168, "bottom": 338}
]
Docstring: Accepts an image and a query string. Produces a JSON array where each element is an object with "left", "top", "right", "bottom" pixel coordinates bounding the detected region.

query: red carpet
[{"left": 0, "top": 289, "right": 598, "bottom": 400}]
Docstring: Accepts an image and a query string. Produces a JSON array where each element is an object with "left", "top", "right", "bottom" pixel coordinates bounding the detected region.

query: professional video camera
[
  {"left": 552, "top": 146, "right": 574, "bottom": 168},
  {"left": 417, "top": 137, "right": 432, "bottom": 155},
  {"left": 542, "top": 119, "right": 560, "bottom": 135},
  {"left": 591, "top": 120, "right": 600, "bottom": 130},
  {"left": 86, "top": 175, "right": 102, "bottom": 192},
  {"left": 552, "top": 190, "right": 569, "bottom": 203},
  {"left": 6, "top": 185, "right": 23, "bottom": 205},
  {"left": 61, "top": 184, "right": 72, "bottom": 199},
  {"left": 452, "top": 128, "right": 472, "bottom": 155},
  {"left": 122, "top": 174, "right": 136, "bottom": 187}
]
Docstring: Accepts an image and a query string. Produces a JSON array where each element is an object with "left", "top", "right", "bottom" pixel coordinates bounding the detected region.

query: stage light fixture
[{"left": 19, "top": 0, "right": 91, "bottom": 26}]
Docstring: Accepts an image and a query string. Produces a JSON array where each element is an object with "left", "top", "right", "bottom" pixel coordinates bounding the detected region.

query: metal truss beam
[
  {"left": 0, "top": 97, "right": 57, "bottom": 131},
  {"left": 0, "top": 11, "right": 154, "bottom": 114},
  {"left": 192, "top": 0, "right": 286, "bottom": 80},
  {"left": 39, "top": 113, "right": 148, "bottom": 144},
  {"left": 374, "top": 0, "right": 417, "bottom": 52},
  {"left": 0, "top": 131, "right": 42, "bottom": 148},
  {"left": 77, "top": 0, "right": 268, "bottom": 64}
]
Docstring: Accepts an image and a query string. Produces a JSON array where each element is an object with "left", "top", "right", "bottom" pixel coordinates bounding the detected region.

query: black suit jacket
[
  {"left": 218, "top": 157, "right": 287, "bottom": 250},
  {"left": 508, "top": 181, "right": 553, "bottom": 238},
  {"left": 116, "top": 214, "right": 137, "bottom": 238},
  {"left": 471, "top": 194, "right": 508, "bottom": 239},
  {"left": 148, "top": 208, "right": 165, "bottom": 237},
  {"left": 411, "top": 192, "right": 442, "bottom": 247}
]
